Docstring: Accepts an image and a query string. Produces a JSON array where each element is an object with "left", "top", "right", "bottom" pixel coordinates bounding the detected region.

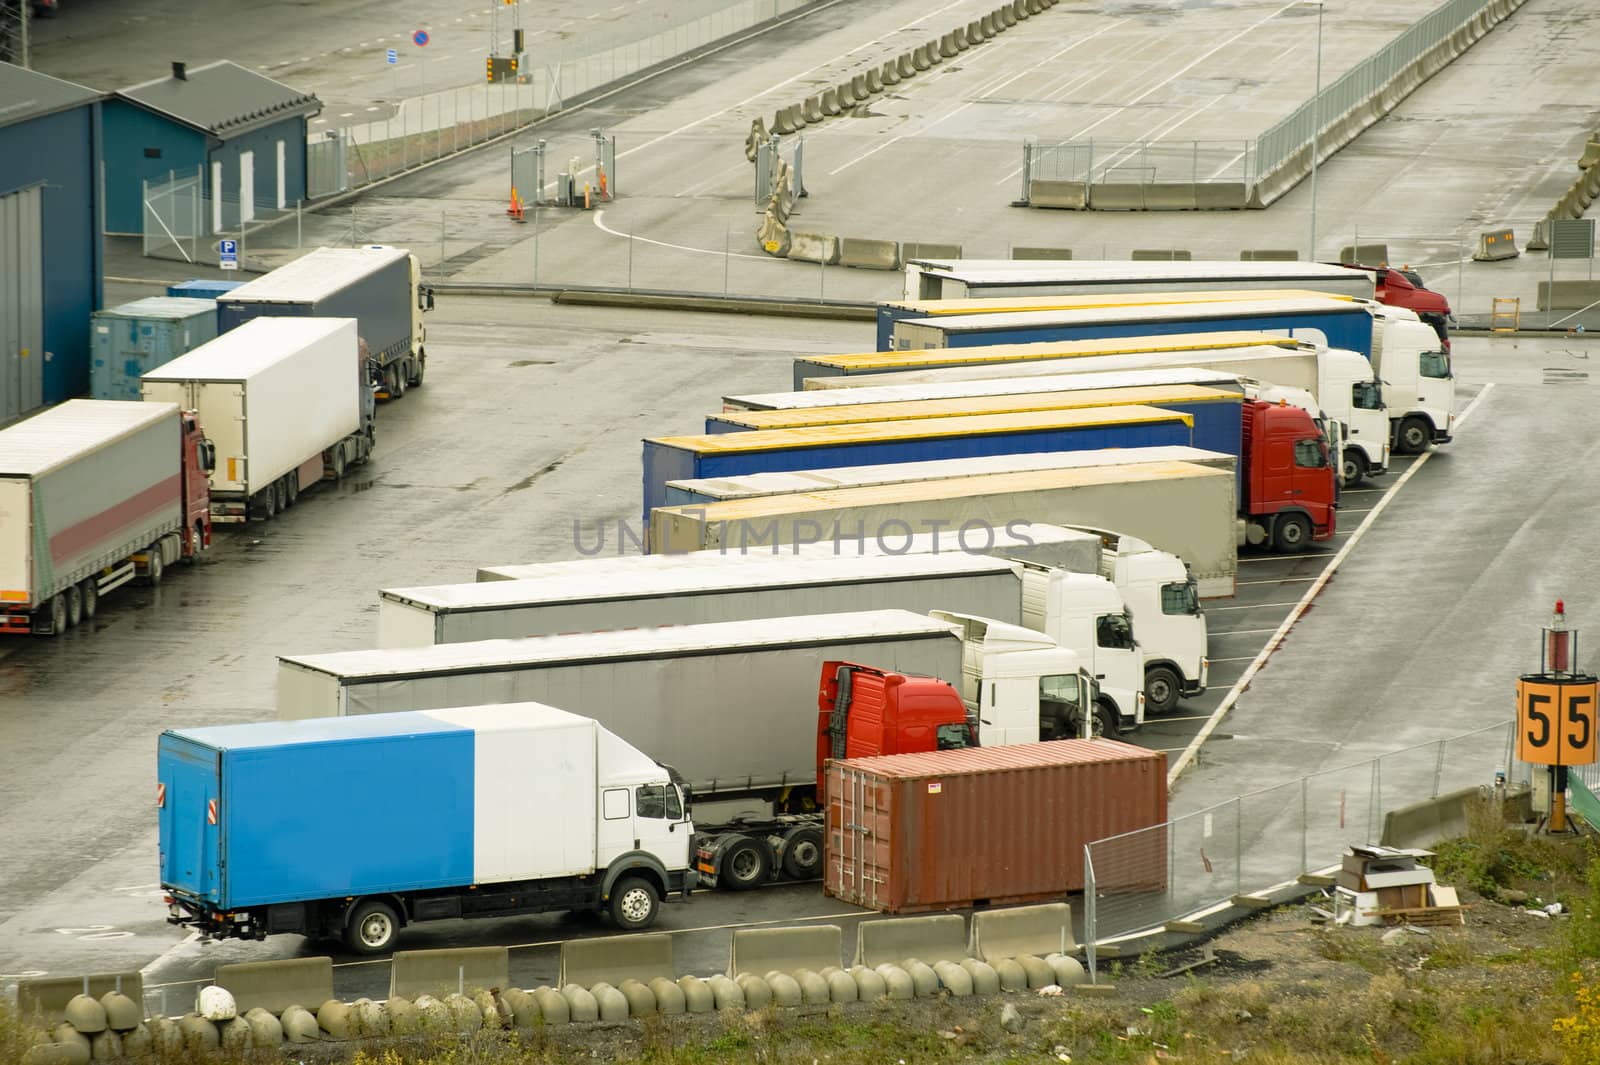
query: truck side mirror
[
  {"left": 423, "top": 287, "right": 435, "bottom": 311},
  {"left": 200, "top": 441, "right": 216, "bottom": 474}
]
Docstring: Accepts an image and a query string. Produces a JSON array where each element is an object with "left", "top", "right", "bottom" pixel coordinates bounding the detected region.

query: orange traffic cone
[
  {"left": 598, "top": 166, "right": 609, "bottom": 201},
  {"left": 506, "top": 187, "right": 526, "bottom": 222}
]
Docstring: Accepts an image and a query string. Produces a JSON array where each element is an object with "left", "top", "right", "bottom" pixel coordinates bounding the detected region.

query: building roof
[
  {"left": 0, "top": 63, "right": 102, "bottom": 129},
  {"left": 116, "top": 60, "right": 319, "bottom": 138}
]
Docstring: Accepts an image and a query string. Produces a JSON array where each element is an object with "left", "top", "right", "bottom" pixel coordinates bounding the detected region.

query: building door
[
  {"left": 275, "top": 140, "right": 286, "bottom": 210},
  {"left": 0, "top": 186, "right": 44, "bottom": 422},
  {"left": 239, "top": 151, "right": 255, "bottom": 223}
]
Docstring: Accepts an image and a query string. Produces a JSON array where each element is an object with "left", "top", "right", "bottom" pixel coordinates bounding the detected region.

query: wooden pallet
[{"left": 1373, "top": 905, "right": 1467, "bottom": 927}]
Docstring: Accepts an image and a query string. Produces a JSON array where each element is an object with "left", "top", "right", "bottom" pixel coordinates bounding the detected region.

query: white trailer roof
[
  {"left": 281, "top": 609, "right": 961, "bottom": 680},
  {"left": 383, "top": 552, "right": 1019, "bottom": 613},
  {"left": 726, "top": 366, "right": 1243, "bottom": 412},
  {"left": 906, "top": 260, "right": 1368, "bottom": 284},
  {"left": 667, "top": 446, "right": 1235, "bottom": 501},
  {"left": 912, "top": 297, "right": 1368, "bottom": 336},
  {"left": 222, "top": 245, "right": 409, "bottom": 302},
  {"left": 0, "top": 399, "right": 179, "bottom": 478},
  {"left": 141, "top": 317, "right": 356, "bottom": 381}
]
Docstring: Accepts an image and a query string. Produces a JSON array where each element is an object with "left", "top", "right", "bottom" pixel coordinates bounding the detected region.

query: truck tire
[
  {"left": 48, "top": 594, "right": 66, "bottom": 635},
  {"left": 1397, "top": 416, "right": 1430, "bottom": 455},
  {"left": 64, "top": 586, "right": 81, "bottom": 629},
  {"left": 147, "top": 547, "right": 165, "bottom": 585},
  {"left": 345, "top": 899, "right": 400, "bottom": 955},
  {"left": 1272, "top": 513, "right": 1313, "bottom": 552},
  {"left": 79, "top": 579, "right": 98, "bottom": 621},
  {"left": 607, "top": 877, "right": 659, "bottom": 930},
  {"left": 780, "top": 827, "right": 823, "bottom": 880},
  {"left": 330, "top": 447, "right": 348, "bottom": 482},
  {"left": 718, "top": 836, "right": 772, "bottom": 891},
  {"left": 410, "top": 353, "right": 426, "bottom": 388},
  {"left": 274, "top": 477, "right": 289, "bottom": 514},
  {"left": 285, "top": 474, "right": 299, "bottom": 508},
  {"left": 1341, "top": 448, "right": 1367, "bottom": 486},
  {"left": 391, "top": 366, "right": 407, "bottom": 399},
  {"left": 1095, "top": 700, "right": 1119, "bottom": 738},
  {"left": 1144, "top": 665, "right": 1183, "bottom": 716}
]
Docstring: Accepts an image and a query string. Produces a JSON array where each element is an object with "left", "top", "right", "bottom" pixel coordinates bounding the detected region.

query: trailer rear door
[{"left": 158, "top": 733, "right": 223, "bottom": 904}]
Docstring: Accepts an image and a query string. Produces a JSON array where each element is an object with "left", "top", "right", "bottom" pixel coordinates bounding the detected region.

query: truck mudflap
[{"left": 1432, "top": 428, "right": 1453, "bottom": 444}]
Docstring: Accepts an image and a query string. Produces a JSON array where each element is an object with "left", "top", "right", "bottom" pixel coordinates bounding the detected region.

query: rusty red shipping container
[{"left": 823, "top": 740, "right": 1167, "bottom": 913}]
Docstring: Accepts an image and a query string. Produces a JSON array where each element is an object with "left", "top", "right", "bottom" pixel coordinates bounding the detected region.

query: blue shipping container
[
  {"left": 167, "top": 280, "right": 247, "bottom": 300},
  {"left": 892, "top": 300, "right": 1375, "bottom": 357},
  {"left": 158, "top": 714, "right": 475, "bottom": 908},
  {"left": 89, "top": 297, "right": 220, "bottom": 401},
  {"left": 642, "top": 406, "right": 1193, "bottom": 523}
]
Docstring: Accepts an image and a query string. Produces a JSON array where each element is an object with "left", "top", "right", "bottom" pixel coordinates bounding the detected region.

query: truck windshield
[
  {"left": 1039, "top": 674, "right": 1082, "bottom": 710},
  {"left": 1293, "top": 439, "right": 1329, "bottom": 469},
  {"left": 936, "top": 723, "right": 972, "bottom": 750},
  {"left": 1096, "top": 612, "right": 1135, "bottom": 650},
  {"left": 1351, "top": 380, "right": 1383, "bottom": 411},
  {"left": 1420, "top": 350, "right": 1452, "bottom": 379},
  {"left": 636, "top": 784, "right": 682, "bottom": 820},
  {"left": 1161, "top": 582, "right": 1200, "bottom": 616}
]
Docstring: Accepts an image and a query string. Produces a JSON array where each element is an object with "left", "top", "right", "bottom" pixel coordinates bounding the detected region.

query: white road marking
[
  {"left": 1168, "top": 384, "right": 1494, "bottom": 787},
  {"left": 1208, "top": 627, "right": 1285, "bottom": 637},
  {"left": 1206, "top": 656, "right": 1260, "bottom": 663},
  {"left": 1237, "top": 552, "right": 1334, "bottom": 562},
  {"left": 1209, "top": 601, "right": 1304, "bottom": 611},
  {"left": 592, "top": 210, "right": 771, "bottom": 260},
  {"left": 1236, "top": 576, "right": 1318, "bottom": 586}
]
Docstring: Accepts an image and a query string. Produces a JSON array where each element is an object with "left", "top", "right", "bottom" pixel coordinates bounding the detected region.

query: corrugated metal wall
[{"left": 0, "top": 185, "right": 44, "bottom": 422}]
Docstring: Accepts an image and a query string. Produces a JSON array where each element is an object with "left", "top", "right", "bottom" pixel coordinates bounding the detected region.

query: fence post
[
  {"left": 1300, "top": 776, "right": 1308, "bottom": 875},
  {"left": 1369, "top": 758, "right": 1383, "bottom": 841},
  {"left": 1233, "top": 797, "right": 1242, "bottom": 896},
  {"left": 1433, "top": 738, "right": 1447, "bottom": 798},
  {"left": 1083, "top": 845, "right": 1096, "bottom": 983}
]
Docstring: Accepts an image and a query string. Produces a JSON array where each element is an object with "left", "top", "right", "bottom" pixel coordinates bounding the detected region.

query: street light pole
[{"left": 1308, "top": 0, "right": 1324, "bottom": 262}]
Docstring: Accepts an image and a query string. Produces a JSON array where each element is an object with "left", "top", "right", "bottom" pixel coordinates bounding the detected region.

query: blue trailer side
[
  {"left": 642, "top": 406, "right": 1193, "bottom": 523},
  {"left": 892, "top": 300, "right": 1375, "bottom": 357},
  {"left": 158, "top": 714, "right": 474, "bottom": 910},
  {"left": 167, "top": 280, "right": 247, "bottom": 299}
]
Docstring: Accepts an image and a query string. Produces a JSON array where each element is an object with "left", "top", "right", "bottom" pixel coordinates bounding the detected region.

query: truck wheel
[
  {"left": 718, "top": 836, "right": 772, "bottom": 891},
  {"left": 1094, "top": 700, "right": 1119, "bottom": 738},
  {"left": 345, "top": 899, "right": 400, "bottom": 955},
  {"left": 1144, "top": 665, "right": 1182, "bottom": 715},
  {"left": 1273, "top": 513, "right": 1313, "bottom": 552},
  {"left": 1341, "top": 448, "right": 1367, "bottom": 486},
  {"left": 64, "top": 586, "right": 82, "bottom": 629},
  {"left": 274, "top": 477, "right": 289, "bottom": 514},
  {"left": 285, "top": 474, "right": 299, "bottom": 508},
  {"left": 607, "top": 877, "right": 659, "bottom": 930},
  {"left": 79, "top": 579, "right": 98, "bottom": 620},
  {"left": 331, "top": 447, "right": 348, "bottom": 482},
  {"left": 781, "top": 827, "right": 824, "bottom": 880},
  {"left": 410, "top": 353, "right": 426, "bottom": 388},
  {"left": 48, "top": 594, "right": 66, "bottom": 635},
  {"left": 1398, "top": 416, "right": 1430, "bottom": 455},
  {"left": 147, "top": 548, "right": 165, "bottom": 585},
  {"left": 391, "top": 366, "right": 407, "bottom": 399}
]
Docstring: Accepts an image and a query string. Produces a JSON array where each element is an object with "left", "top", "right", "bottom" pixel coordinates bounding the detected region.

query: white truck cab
[
  {"left": 1015, "top": 568, "right": 1144, "bottom": 733},
  {"left": 1316, "top": 347, "right": 1390, "bottom": 484},
  {"left": 1368, "top": 306, "right": 1455, "bottom": 454},
  {"left": 932, "top": 610, "right": 1119, "bottom": 740}
]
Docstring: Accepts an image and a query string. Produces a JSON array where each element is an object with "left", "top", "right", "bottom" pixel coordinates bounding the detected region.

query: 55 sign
[{"left": 1516, "top": 677, "right": 1600, "bottom": 765}]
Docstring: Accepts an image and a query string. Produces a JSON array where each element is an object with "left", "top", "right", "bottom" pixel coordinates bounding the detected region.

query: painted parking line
[
  {"left": 1236, "top": 577, "right": 1318, "bottom": 586},
  {"left": 1205, "top": 656, "right": 1259, "bottom": 664},
  {"left": 1208, "top": 627, "right": 1289, "bottom": 638},
  {"left": 1238, "top": 553, "right": 1335, "bottom": 563},
  {"left": 1168, "top": 384, "right": 1495, "bottom": 787},
  {"left": 1208, "top": 601, "right": 1304, "bottom": 611}
]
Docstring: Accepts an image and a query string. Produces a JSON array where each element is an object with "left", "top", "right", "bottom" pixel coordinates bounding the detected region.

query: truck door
[
  {"left": 632, "top": 783, "right": 687, "bottom": 865},
  {"left": 1291, "top": 436, "right": 1335, "bottom": 530},
  {"left": 596, "top": 787, "right": 635, "bottom": 866},
  {"left": 157, "top": 736, "right": 223, "bottom": 904}
]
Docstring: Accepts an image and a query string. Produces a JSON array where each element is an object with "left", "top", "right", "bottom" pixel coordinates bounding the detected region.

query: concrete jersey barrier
[
  {"left": 855, "top": 914, "right": 970, "bottom": 967},
  {"left": 730, "top": 925, "right": 844, "bottom": 977},
  {"left": 970, "top": 903, "right": 1076, "bottom": 962},
  {"left": 214, "top": 958, "right": 334, "bottom": 1015},
  {"left": 560, "top": 933, "right": 676, "bottom": 988},
  {"left": 16, "top": 972, "right": 144, "bottom": 1026},
  {"left": 389, "top": 946, "right": 509, "bottom": 998}
]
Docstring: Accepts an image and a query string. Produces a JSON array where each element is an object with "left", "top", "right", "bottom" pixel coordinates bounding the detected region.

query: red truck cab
[
  {"left": 181, "top": 411, "right": 215, "bottom": 558},
  {"left": 1240, "top": 400, "right": 1338, "bottom": 552},
  {"left": 817, "top": 661, "right": 970, "bottom": 800},
  {"left": 1338, "top": 263, "right": 1452, "bottom": 346}
]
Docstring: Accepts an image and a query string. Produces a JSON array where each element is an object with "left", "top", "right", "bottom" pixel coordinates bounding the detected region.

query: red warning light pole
[{"left": 1516, "top": 600, "right": 1598, "bottom": 833}]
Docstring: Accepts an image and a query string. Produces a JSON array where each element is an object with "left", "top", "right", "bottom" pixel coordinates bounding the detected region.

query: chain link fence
[
  {"left": 1085, "top": 720, "right": 1520, "bottom": 970},
  {"left": 142, "top": 168, "right": 304, "bottom": 267},
  {"left": 1020, "top": 140, "right": 1251, "bottom": 193}
]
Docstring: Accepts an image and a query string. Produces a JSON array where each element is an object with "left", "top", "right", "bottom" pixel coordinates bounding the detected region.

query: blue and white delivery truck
[{"left": 158, "top": 703, "right": 692, "bottom": 954}]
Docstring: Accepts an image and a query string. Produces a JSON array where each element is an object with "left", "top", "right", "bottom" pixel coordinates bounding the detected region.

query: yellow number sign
[{"left": 1516, "top": 678, "right": 1599, "bottom": 765}]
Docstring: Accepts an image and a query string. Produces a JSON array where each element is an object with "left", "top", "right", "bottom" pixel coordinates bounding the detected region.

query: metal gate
[
  {"left": 307, "top": 130, "right": 349, "bottom": 199},
  {"left": 142, "top": 168, "right": 206, "bottom": 264},
  {"left": 0, "top": 185, "right": 44, "bottom": 421},
  {"left": 511, "top": 142, "right": 545, "bottom": 207}
]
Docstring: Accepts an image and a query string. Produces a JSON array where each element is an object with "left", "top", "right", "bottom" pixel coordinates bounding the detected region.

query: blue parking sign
[
  {"left": 386, "top": 48, "right": 398, "bottom": 65},
  {"left": 219, "top": 239, "right": 238, "bottom": 271}
]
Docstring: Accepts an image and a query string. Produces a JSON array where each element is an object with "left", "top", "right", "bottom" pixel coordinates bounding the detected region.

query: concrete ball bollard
[
  {"left": 847, "top": 965, "right": 887, "bottom": 1001},
  {"left": 873, "top": 964, "right": 915, "bottom": 1000},
  {"left": 1017, "top": 955, "right": 1055, "bottom": 989},
  {"left": 383, "top": 997, "right": 421, "bottom": 1036},
  {"left": 618, "top": 979, "right": 657, "bottom": 1016},
  {"left": 97, "top": 992, "right": 140, "bottom": 1033},
  {"left": 474, "top": 990, "right": 504, "bottom": 1029},
  {"left": 318, "top": 998, "right": 355, "bottom": 1038},
  {"left": 588, "top": 983, "right": 629, "bottom": 1022},
  {"left": 244, "top": 1007, "right": 285, "bottom": 1046},
  {"left": 87, "top": 1029, "right": 122, "bottom": 1061},
  {"left": 532, "top": 987, "right": 570, "bottom": 1025},
  {"left": 902, "top": 960, "right": 939, "bottom": 998},
  {"left": 411, "top": 994, "right": 453, "bottom": 1031},
  {"left": 819, "top": 967, "right": 858, "bottom": 1002},
  {"left": 677, "top": 975, "right": 715, "bottom": 1013},
  {"left": 734, "top": 973, "right": 772, "bottom": 1010},
  {"left": 502, "top": 988, "right": 538, "bottom": 1027},
  {"left": 560, "top": 984, "right": 600, "bottom": 1023},
  {"left": 762, "top": 971, "right": 802, "bottom": 1008},
  {"left": 933, "top": 961, "right": 974, "bottom": 997},
  {"left": 281, "top": 1004, "right": 320, "bottom": 1043},
  {"left": 707, "top": 974, "right": 745, "bottom": 1011},
  {"left": 1045, "top": 953, "right": 1087, "bottom": 987},
  {"left": 62, "top": 996, "right": 107, "bottom": 1035},
  {"left": 961, "top": 958, "right": 1002, "bottom": 996},
  {"left": 649, "top": 977, "right": 687, "bottom": 1015},
  {"left": 216, "top": 1016, "right": 253, "bottom": 1052},
  {"left": 993, "top": 958, "right": 1028, "bottom": 992},
  {"left": 197, "top": 985, "right": 237, "bottom": 1022},
  {"left": 791, "top": 969, "right": 831, "bottom": 1004},
  {"left": 357, "top": 998, "right": 394, "bottom": 1037},
  {"left": 444, "top": 993, "right": 483, "bottom": 1032},
  {"left": 117, "top": 1022, "right": 152, "bottom": 1058},
  {"left": 147, "top": 1015, "right": 184, "bottom": 1053},
  {"left": 23, "top": 1044, "right": 89, "bottom": 1065},
  {"left": 176, "top": 1013, "right": 220, "bottom": 1051}
]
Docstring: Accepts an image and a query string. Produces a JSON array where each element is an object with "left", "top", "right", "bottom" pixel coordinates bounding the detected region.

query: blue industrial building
[
  {"left": 0, "top": 63, "right": 104, "bottom": 421},
  {"left": 103, "top": 60, "right": 320, "bottom": 235}
]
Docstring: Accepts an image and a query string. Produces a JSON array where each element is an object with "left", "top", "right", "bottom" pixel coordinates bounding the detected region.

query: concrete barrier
[
  {"left": 912, "top": 45, "right": 932, "bottom": 70},
  {"left": 882, "top": 60, "right": 902, "bottom": 85},
  {"left": 820, "top": 88, "right": 843, "bottom": 116},
  {"left": 1537, "top": 280, "right": 1600, "bottom": 311},
  {"left": 758, "top": 212, "right": 791, "bottom": 257},
  {"left": 970, "top": 903, "right": 1075, "bottom": 962},
  {"left": 1014, "top": 0, "right": 1029, "bottom": 17},
  {"left": 838, "top": 237, "right": 902, "bottom": 270},
  {"left": 1131, "top": 248, "right": 1192, "bottom": 261},
  {"left": 1195, "top": 182, "right": 1249, "bottom": 210},
  {"left": 1239, "top": 249, "right": 1300, "bottom": 261},
  {"left": 855, "top": 914, "right": 970, "bottom": 967},
  {"left": 927, "top": 37, "right": 945, "bottom": 63},
  {"left": 558, "top": 933, "right": 675, "bottom": 988},
  {"left": 729, "top": 925, "right": 843, "bottom": 977},
  {"left": 866, "top": 68, "right": 884, "bottom": 94},
  {"left": 1012, "top": 246, "right": 1072, "bottom": 260},
  {"left": 772, "top": 107, "right": 799, "bottom": 135},
  {"left": 852, "top": 73, "right": 872, "bottom": 99},
  {"left": 838, "top": 78, "right": 861, "bottom": 105},
  {"left": 1028, "top": 179, "right": 1087, "bottom": 209},
  {"left": 897, "top": 53, "right": 917, "bottom": 77},
  {"left": 965, "top": 20, "right": 984, "bottom": 43},
  {"left": 214, "top": 959, "right": 334, "bottom": 1015},
  {"left": 939, "top": 33, "right": 959, "bottom": 58},
  {"left": 787, "top": 231, "right": 840, "bottom": 264},
  {"left": 1026, "top": 0, "right": 1044, "bottom": 11},
  {"left": 954, "top": 26, "right": 971, "bottom": 50},
  {"left": 16, "top": 974, "right": 144, "bottom": 1026},
  {"left": 1473, "top": 228, "right": 1519, "bottom": 262},
  {"left": 389, "top": 947, "right": 509, "bottom": 998},
  {"left": 1339, "top": 243, "right": 1389, "bottom": 265},
  {"left": 979, "top": 14, "right": 997, "bottom": 37},
  {"left": 1088, "top": 183, "right": 1150, "bottom": 210},
  {"left": 802, "top": 95, "right": 825, "bottom": 123},
  {"left": 744, "top": 118, "right": 767, "bottom": 163},
  {"left": 999, "top": 5, "right": 1017, "bottom": 27},
  {"left": 1379, "top": 786, "right": 1481, "bottom": 849},
  {"left": 901, "top": 242, "right": 963, "bottom": 260}
]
